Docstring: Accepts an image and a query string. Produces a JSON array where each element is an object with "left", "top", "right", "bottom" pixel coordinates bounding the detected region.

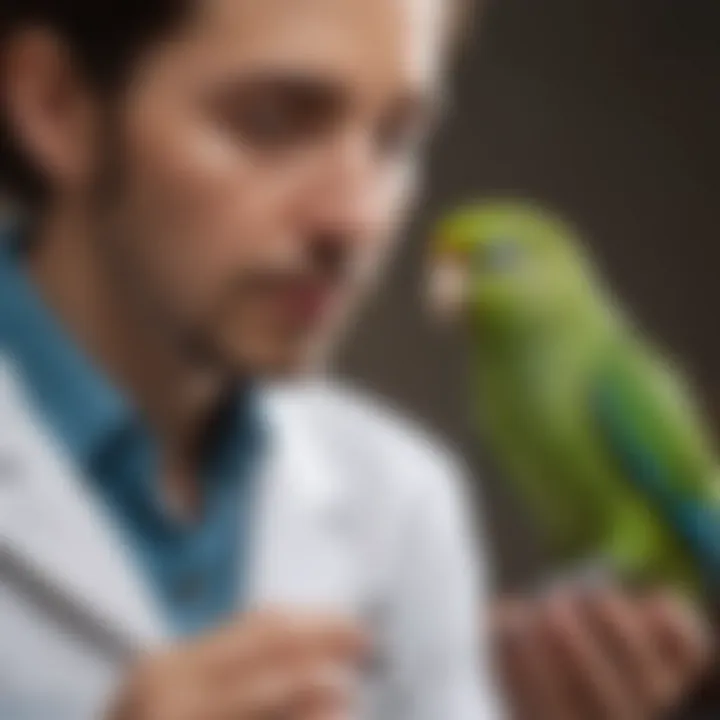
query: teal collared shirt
[{"left": 0, "top": 232, "right": 261, "bottom": 637}]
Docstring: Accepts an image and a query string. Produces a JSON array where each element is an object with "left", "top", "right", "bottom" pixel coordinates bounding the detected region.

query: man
[
  {"left": 0, "top": 1, "right": 496, "bottom": 718},
  {"left": 0, "top": 1, "right": 712, "bottom": 719}
]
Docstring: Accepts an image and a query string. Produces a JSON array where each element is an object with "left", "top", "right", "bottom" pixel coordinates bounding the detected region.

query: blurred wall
[{"left": 337, "top": 0, "right": 720, "bottom": 591}]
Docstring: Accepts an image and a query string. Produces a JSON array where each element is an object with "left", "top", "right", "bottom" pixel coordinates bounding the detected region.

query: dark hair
[
  {"left": 0, "top": 0, "right": 474, "bottom": 208},
  {"left": 0, "top": 0, "right": 190, "bottom": 206}
]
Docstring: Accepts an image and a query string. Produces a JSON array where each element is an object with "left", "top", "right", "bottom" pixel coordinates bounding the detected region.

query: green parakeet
[{"left": 430, "top": 199, "right": 720, "bottom": 600}]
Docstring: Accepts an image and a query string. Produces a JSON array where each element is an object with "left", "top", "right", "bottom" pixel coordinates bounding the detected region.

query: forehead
[{"left": 169, "top": 0, "right": 451, "bottom": 95}]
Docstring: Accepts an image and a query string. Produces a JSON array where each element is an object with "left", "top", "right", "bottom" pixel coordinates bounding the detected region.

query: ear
[{"left": 2, "top": 28, "right": 99, "bottom": 197}]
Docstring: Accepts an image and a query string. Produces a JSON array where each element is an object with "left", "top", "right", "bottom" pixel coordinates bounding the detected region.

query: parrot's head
[{"left": 427, "top": 199, "right": 603, "bottom": 339}]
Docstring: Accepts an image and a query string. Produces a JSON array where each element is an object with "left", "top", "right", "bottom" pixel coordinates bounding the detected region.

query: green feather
[{"left": 433, "top": 200, "right": 720, "bottom": 601}]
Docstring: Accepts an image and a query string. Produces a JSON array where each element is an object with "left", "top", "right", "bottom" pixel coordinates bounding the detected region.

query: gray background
[{"left": 338, "top": 0, "right": 720, "bottom": 591}]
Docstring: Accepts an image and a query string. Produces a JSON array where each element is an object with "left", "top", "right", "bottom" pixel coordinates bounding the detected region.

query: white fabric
[{"left": 0, "top": 357, "right": 502, "bottom": 719}]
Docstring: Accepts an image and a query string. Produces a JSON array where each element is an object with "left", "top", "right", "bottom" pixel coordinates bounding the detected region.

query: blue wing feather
[{"left": 594, "top": 379, "right": 720, "bottom": 588}]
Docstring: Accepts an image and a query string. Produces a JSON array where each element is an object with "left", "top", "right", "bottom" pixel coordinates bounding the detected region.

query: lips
[{"left": 275, "top": 277, "right": 339, "bottom": 326}]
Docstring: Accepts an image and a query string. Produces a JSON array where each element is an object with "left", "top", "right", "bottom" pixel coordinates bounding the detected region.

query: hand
[
  {"left": 492, "top": 587, "right": 714, "bottom": 720},
  {"left": 109, "top": 610, "right": 366, "bottom": 720}
]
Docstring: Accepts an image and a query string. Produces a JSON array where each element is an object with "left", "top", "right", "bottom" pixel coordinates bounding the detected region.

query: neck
[{"left": 26, "top": 202, "right": 229, "bottom": 454}]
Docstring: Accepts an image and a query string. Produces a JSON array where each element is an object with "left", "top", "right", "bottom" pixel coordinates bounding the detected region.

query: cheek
[
  {"left": 119, "top": 108, "right": 299, "bottom": 308},
  {"left": 131, "top": 117, "right": 270, "bottom": 250}
]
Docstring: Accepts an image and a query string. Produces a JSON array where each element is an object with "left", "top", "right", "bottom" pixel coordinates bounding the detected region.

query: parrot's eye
[{"left": 477, "top": 241, "right": 522, "bottom": 272}]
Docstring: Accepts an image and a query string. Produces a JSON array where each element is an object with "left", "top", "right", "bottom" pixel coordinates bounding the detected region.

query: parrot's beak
[{"left": 426, "top": 252, "right": 469, "bottom": 324}]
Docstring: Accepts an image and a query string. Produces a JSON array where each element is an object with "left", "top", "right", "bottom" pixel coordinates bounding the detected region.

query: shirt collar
[{"left": 0, "top": 228, "right": 132, "bottom": 465}]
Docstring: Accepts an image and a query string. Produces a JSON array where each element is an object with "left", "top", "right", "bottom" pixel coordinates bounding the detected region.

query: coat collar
[
  {"left": 0, "top": 358, "right": 166, "bottom": 656},
  {"left": 0, "top": 362, "right": 353, "bottom": 659},
  {"left": 0, "top": 232, "right": 132, "bottom": 466}
]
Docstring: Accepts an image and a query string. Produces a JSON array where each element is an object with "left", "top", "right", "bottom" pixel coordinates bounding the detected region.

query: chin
[{"left": 222, "top": 334, "right": 328, "bottom": 380}]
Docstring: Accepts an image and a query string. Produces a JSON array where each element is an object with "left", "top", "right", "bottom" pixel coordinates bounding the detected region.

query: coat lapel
[
  {"left": 0, "top": 361, "right": 357, "bottom": 659},
  {"left": 0, "top": 359, "right": 166, "bottom": 658}
]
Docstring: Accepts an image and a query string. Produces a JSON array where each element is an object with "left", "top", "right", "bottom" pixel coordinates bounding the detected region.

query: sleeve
[{"left": 381, "top": 453, "right": 506, "bottom": 720}]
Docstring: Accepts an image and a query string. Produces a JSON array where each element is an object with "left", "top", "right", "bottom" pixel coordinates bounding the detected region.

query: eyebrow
[
  {"left": 206, "top": 69, "right": 445, "bottom": 122},
  {"left": 205, "top": 71, "right": 348, "bottom": 110}
]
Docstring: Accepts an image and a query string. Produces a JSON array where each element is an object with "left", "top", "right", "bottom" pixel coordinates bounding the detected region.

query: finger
[
  {"left": 191, "top": 611, "right": 366, "bottom": 680},
  {"left": 582, "top": 588, "right": 679, "bottom": 711},
  {"left": 187, "top": 613, "right": 285, "bottom": 677},
  {"left": 277, "top": 613, "right": 368, "bottom": 664},
  {"left": 642, "top": 592, "right": 714, "bottom": 696},
  {"left": 289, "top": 661, "right": 357, "bottom": 719},
  {"left": 493, "top": 599, "right": 579, "bottom": 720},
  {"left": 221, "top": 668, "right": 299, "bottom": 720},
  {"left": 541, "top": 591, "right": 642, "bottom": 720},
  {"left": 296, "top": 712, "right": 352, "bottom": 720},
  {"left": 216, "top": 659, "right": 355, "bottom": 720}
]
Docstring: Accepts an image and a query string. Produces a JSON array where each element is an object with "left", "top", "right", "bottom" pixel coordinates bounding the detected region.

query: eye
[
  {"left": 375, "top": 100, "right": 434, "bottom": 160},
  {"left": 476, "top": 241, "right": 523, "bottom": 272},
  {"left": 213, "top": 77, "right": 343, "bottom": 151}
]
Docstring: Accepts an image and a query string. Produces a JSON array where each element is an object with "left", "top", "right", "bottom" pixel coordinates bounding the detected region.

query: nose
[{"left": 300, "top": 130, "right": 384, "bottom": 244}]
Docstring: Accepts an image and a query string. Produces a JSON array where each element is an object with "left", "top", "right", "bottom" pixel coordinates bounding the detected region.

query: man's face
[{"left": 92, "top": 0, "right": 450, "bottom": 375}]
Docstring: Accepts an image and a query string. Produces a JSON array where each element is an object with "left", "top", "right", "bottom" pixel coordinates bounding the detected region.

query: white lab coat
[{"left": 0, "top": 356, "right": 501, "bottom": 720}]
